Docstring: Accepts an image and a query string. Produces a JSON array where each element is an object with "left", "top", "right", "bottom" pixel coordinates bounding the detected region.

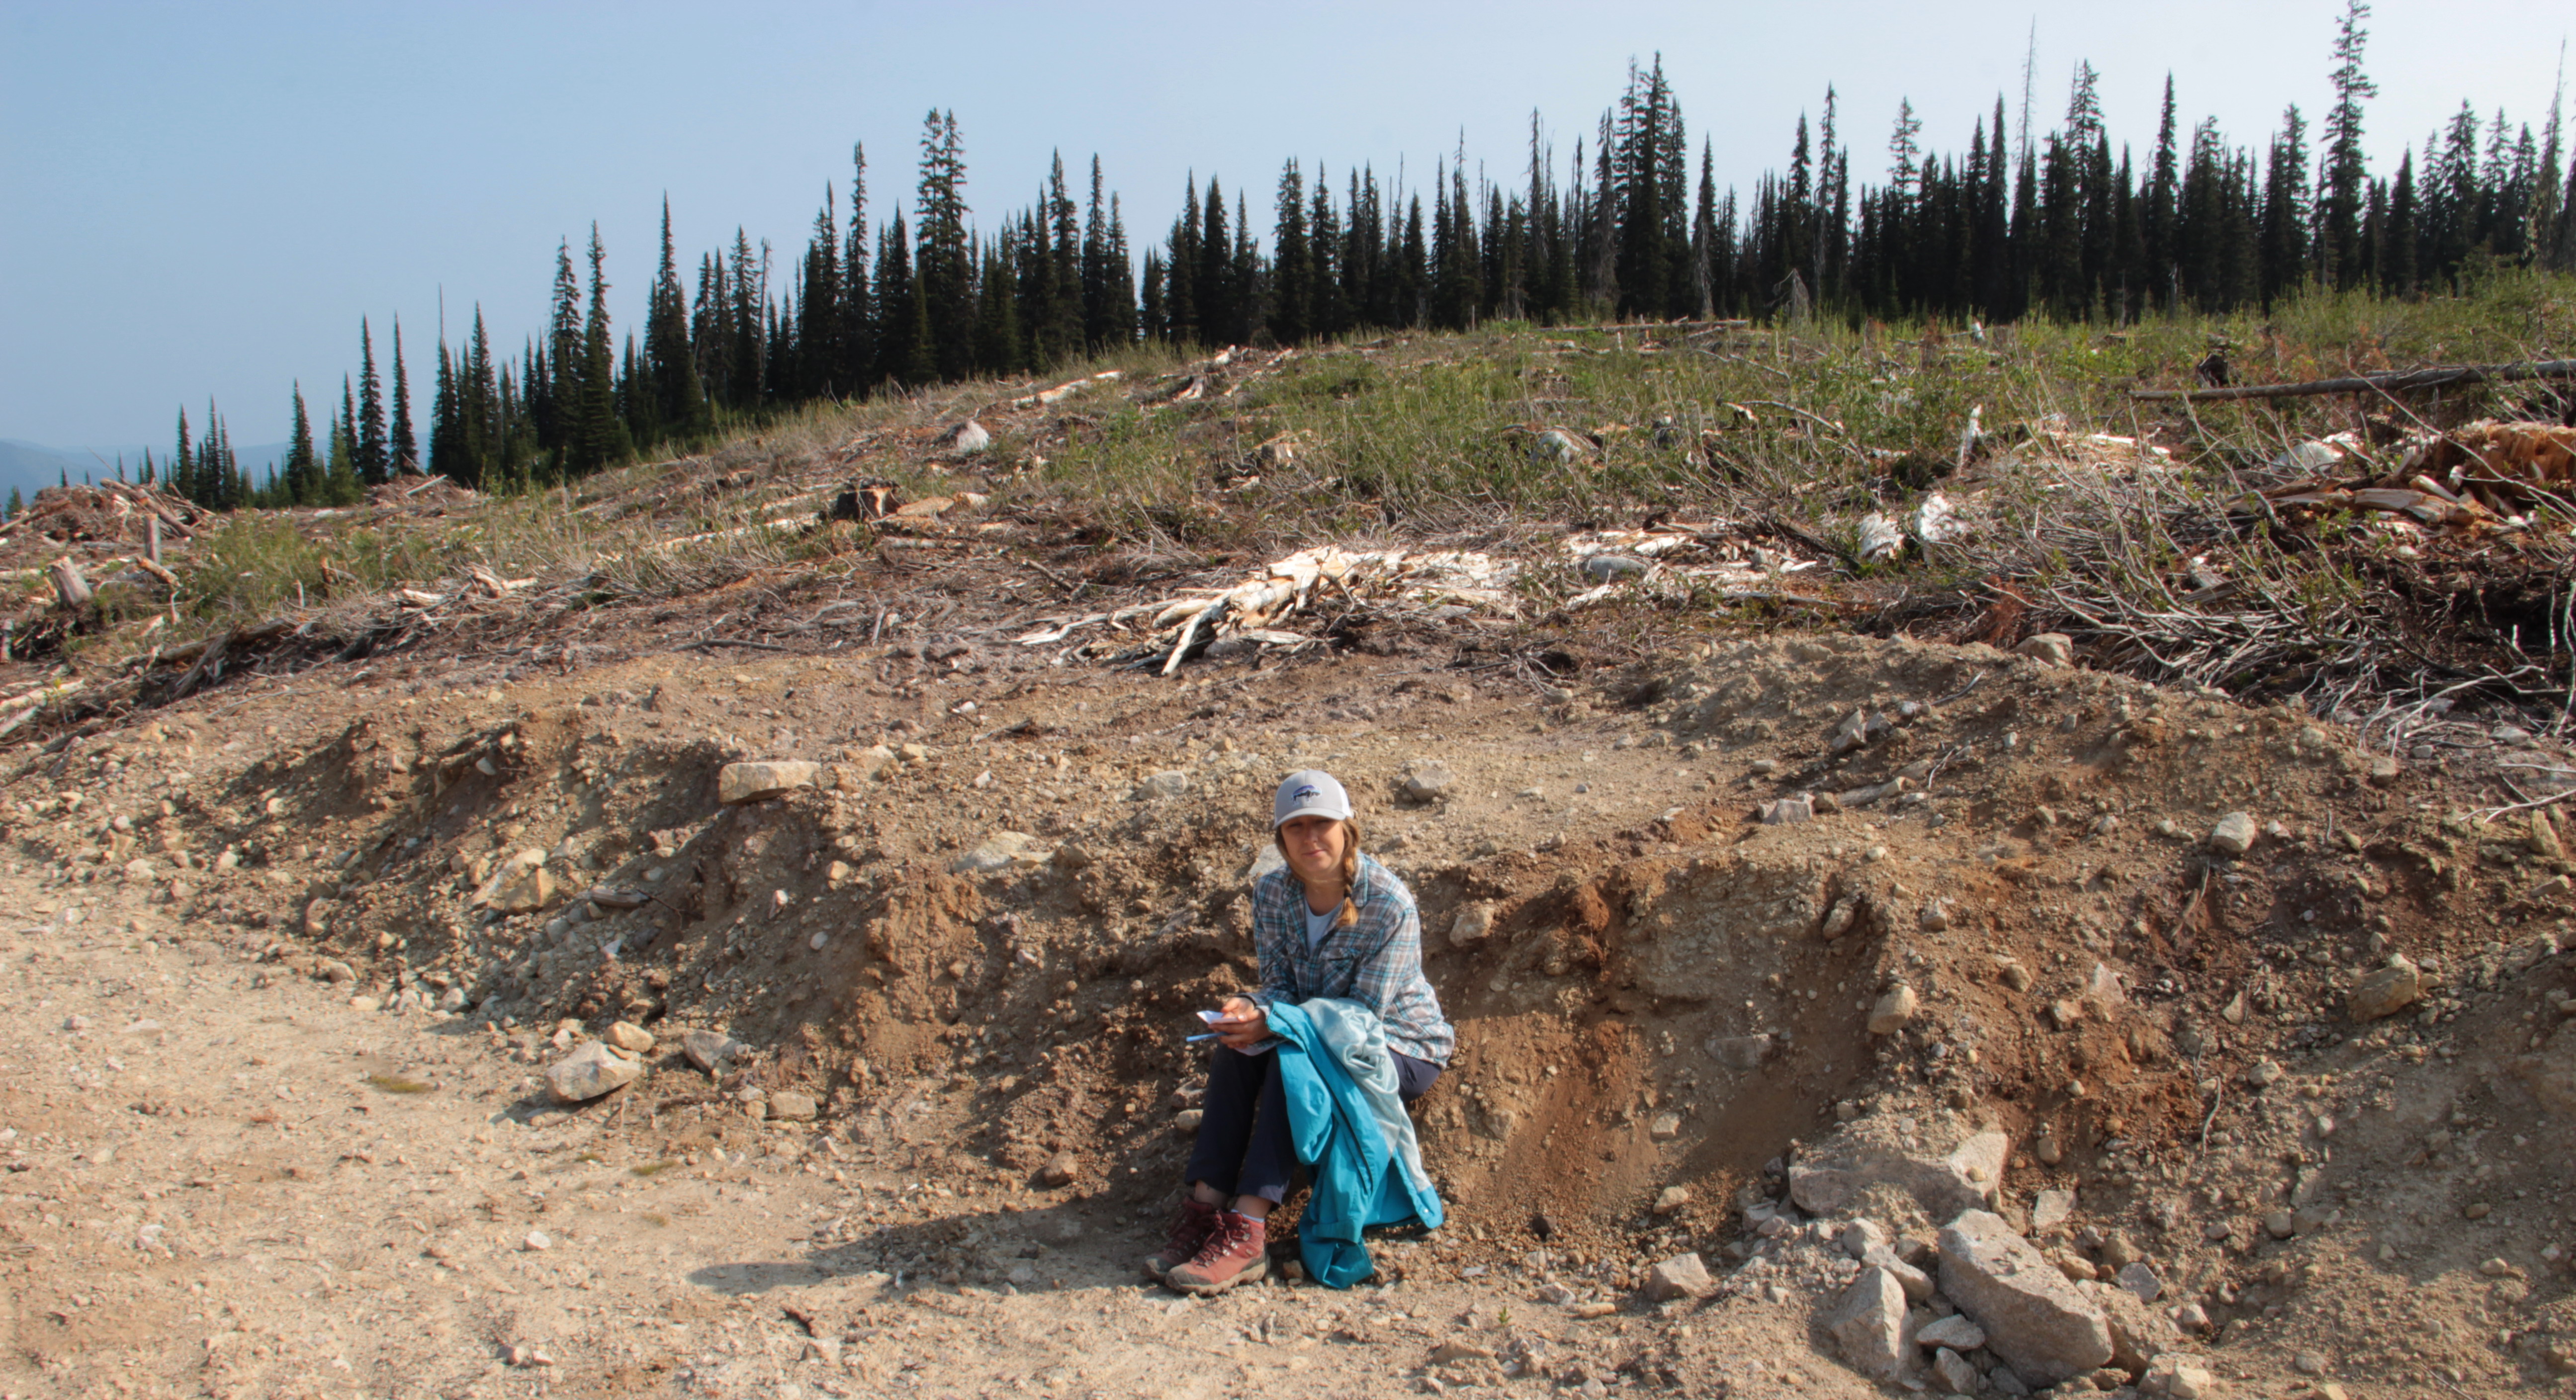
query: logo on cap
[{"left": 1293, "top": 785, "right": 1321, "bottom": 802}]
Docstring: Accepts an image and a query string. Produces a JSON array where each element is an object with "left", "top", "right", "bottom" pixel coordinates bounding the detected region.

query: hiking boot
[
  {"left": 1142, "top": 1196, "right": 1222, "bottom": 1280},
  {"left": 1165, "top": 1209, "right": 1269, "bottom": 1295}
]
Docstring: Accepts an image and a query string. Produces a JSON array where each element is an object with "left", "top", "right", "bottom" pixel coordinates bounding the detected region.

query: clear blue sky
[{"left": 2, "top": 0, "right": 2567, "bottom": 452}]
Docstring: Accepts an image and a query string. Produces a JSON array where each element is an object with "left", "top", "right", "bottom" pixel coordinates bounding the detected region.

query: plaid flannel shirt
[{"left": 1247, "top": 852, "right": 1454, "bottom": 1064}]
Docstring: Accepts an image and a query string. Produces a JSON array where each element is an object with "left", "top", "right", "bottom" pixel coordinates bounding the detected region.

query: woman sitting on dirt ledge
[{"left": 1148, "top": 769, "right": 1456, "bottom": 1295}]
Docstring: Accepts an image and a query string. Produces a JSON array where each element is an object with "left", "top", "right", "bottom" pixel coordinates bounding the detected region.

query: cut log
[
  {"left": 2131, "top": 358, "right": 2576, "bottom": 402},
  {"left": 48, "top": 557, "right": 90, "bottom": 609}
]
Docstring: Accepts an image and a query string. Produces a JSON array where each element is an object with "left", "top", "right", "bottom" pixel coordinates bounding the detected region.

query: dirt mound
[{"left": 7, "top": 621, "right": 2575, "bottom": 1393}]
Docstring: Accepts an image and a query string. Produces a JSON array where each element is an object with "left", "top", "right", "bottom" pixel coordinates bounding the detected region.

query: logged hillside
[{"left": 0, "top": 290, "right": 2572, "bottom": 1398}]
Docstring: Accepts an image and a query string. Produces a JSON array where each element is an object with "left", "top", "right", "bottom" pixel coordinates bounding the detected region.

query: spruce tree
[
  {"left": 543, "top": 240, "right": 582, "bottom": 454},
  {"left": 1399, "top": 196, "right": 1428, "bottom": 326},
  {"left": 839, "top": 144, "right": 876, "bottom": 392},
  {"left": 648, "top": 197, "right": 710, "bottom": 441},
  {"left": 796, "top": 187, "right": 842, "bottom": 399},
  {"left": 326, "top": 391, "right": 360, "bottom": 505},
  {"left": 172, "top": 407, "right": 194, "bottom": 504},
  {"left": 1309, "top": 170, "right": 1346, "bottom": 335},
  {"left": 1103, "top": 194, "right": 1138, "bottom": 345},
  {"left": 569, "top": 224, "right": 624, "bottom": 476},
  {"left": 430, "top": 338, "right": 459, "bottom": 484},
  {"left": 1232, "top": 194, "right": 1262, "bottom": 340},
  {"left": 286, "top": 382, "right": 318, "bottom": 503},
  {"left": 1613, "top": 57, "right": 1682, "bottom": 317},
  {"left": 728, "top": 231, "right": 767, "bottom": 409},
  {"left": 2318, "top": 0, "right": 2379, "bottom": 289},
  {"left": 467, "top": 311, "right": 498, "bottom": 486},
  {"left": 2260, "top": 105, "right": 2313, "bottom": 304},
  {"left": 1139, "top": 249, "right": 1167, "bottom": 342},
  {"left": 875, "top": 215, "right": 934, "bottom": 385},
  {"left": 2144, "top": 77, "right": 2181, "bottom": 307},
  {"left": 1272, "top": 159, "right": 1311, "bottom": 344},
  {"left": 1037, "top": 152, "right": 1082, "bottom": 362},
  {"left": 356, "top": 319, "right": 388, "bottom": 486},
  {"left": 1166, "top": 176, "right": 1201, "bottom": 343},
  {"left": 974, "top": 231, "right": 1024, "bottom": 373},
  {"left": 915, "top": 110, "right": 976, "bottom": 380},
  {"left": 2382, "top": 149, "right": 2418, "bottom": 292},
  {"left": 1197, "top": 175, "right": 1232, "bottom": 343},
  {"left": 389, "top": 320, "right": 416, "bottom": 474},
  {"left": 1081, "top": 156, "right": 1116, "bottom": 350}
]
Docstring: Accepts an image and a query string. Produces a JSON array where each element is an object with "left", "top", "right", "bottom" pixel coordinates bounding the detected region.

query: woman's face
[{"left": 1277, "top": 815, "right": 1349, "bottom": 886}]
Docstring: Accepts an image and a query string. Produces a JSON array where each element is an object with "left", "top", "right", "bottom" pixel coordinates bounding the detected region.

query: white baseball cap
[{"left": 1272, "top": 770, "right": 1353, "bottom": 828}]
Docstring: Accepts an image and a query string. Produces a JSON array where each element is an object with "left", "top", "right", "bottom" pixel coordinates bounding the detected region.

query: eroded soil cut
[{"left": 0, "top": 626, "right": 2572, "bottom": 1397}]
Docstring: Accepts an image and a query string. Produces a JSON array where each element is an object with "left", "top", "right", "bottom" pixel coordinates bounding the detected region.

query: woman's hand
[{"left": 1213, "top": 995, "right": 1268, "bottom": 1050}]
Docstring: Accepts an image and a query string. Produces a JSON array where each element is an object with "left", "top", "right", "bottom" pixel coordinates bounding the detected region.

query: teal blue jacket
[{"left": 1266, "top": 998, "right": 1444, "bottom": 1289}]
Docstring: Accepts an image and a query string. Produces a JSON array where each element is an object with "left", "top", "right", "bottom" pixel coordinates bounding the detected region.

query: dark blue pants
[{"left": 1184, "top": 1045, "right": 1440, "bottom": 1204}]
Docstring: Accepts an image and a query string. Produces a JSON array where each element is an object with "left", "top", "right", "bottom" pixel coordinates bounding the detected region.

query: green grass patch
[{"left": 364, "top": 1074, "right": 432, "bottom": 1094}]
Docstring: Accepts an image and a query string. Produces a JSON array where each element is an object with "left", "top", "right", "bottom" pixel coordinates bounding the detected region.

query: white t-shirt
[{"left": 1304, "top": 900, "right": 1344, "bottom": 950}]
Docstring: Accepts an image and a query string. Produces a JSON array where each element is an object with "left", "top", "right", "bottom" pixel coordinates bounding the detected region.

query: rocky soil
[{"left": 0, "top": 621, "right": 2573, "bottom": 1398}]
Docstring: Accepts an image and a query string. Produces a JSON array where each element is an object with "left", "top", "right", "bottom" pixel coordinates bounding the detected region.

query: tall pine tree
[
  {"left": 388, "top": 320, "right": 415, "bottom": 474},
  {"left": 356, "top": 319, "right": 388, "bottom": 486},
  {"left": 2318, "top": 0, "right": 2380, "bottom": 289}
]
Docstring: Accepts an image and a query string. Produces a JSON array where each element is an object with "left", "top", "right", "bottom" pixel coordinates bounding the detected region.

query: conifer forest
[{"left": 114, "top": 4, "right": 2576, "bottom": 508}]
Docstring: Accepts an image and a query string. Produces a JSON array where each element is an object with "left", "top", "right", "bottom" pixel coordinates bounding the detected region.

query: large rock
[
  {"left": 1867, "top": 985, "right": 1921, "bottom": 1035},
  {"left": 489, "top": 862, "right": 555, "bottom": 914},
  {"left": 1758, "top": 795, "right": 1815, "bottom": 824},
  {"left": 2347, "top": 955, "right": 2421, "bottom": 1021},
  {"left": 2206, "top": 812, "right": 2256, "bottom": 857},
  {"left": 1447, "top": 903, "right": 1495, "bottom": 948},
  {"left": 1789, "top": 1116, "right": 2009, "bottom": 1221},
  {"left": 950, "top": 831, "right": 1051, "bottom": 875},
  {"left": 718, "top": 761, "right": 823, "bottom": 806},
  {"left": 1861, "top": 1244, "right": 1934, "bottom": 1303},
  {"left": 547, "top": 1041, "right": 643, "bottom": 1102},
  {"left": 768, "top": 1090, "right": 819, "bottom": 1122},
  {"left": 1823, "top": 1266, "right": 1917, "bottom": 1385},
  {"left": 682, "top": 1028, "right": 743, "bottom": 1073},
  {"left": 1401, "top": 761, "right": 1457, "bottom": 802},
  {"left": 1916, "top": 1313, "right": 1987, "bottom": 1351},
  {"left": 1641, "top": 1253, "right": 1715, "bottom": 1301},
  {"left": 2095, "top": 1281, "right": 2186, "bottom": 1373},
  {"left": 1937, "top": 1209, "right": 2115, "bottom": 1386}
]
